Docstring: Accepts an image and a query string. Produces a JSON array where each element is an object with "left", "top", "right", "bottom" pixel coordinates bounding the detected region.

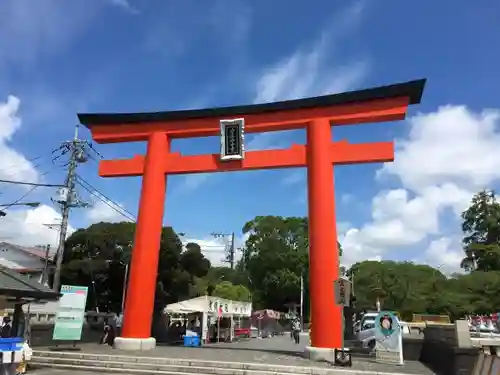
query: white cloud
[
  {"left": 183, "top": 237, "right": 227, "bottom": 266},
  {"left": 378, "top": 106, "right": 500, "bottom": 192},
  {"left": 0, "top": 204, "right": 75, "bottom": 247},
  {"left": 253, "top": 2, "right": 368, "bottom": 104},
  {"left": 108, "top": 0, "right": 139, "bottom": 14},
  {"left": 420, "top": 237, "right": 464, "bottom": 275},
  {"left": 341, "top": 105, "right": 500, "bottom": 271},
  {"left": 0, "top": 1, "right": 99, "bottom": 66},
  {"left": 0, "top": 96, "right": 40, "bottom": 183},
  {"left": 281, "top": 170, "right": 304, "bottom": 186},
  {"left": 177, "top": 2, "right": 368, "bottom": 194},
  {"left": 251, "top": 1, "right": 368, "bottom": 187},
  {"left": 85, "top": 199, "right": 133, "bottom": 224},
  {"left": 182, "top": 233, "right": 249, "bottom": 267},
  {"left": 0, "top": 95, "right": 74, "bottom": 248}
]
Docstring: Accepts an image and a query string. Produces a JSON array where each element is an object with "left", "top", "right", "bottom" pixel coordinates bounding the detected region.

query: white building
[{"left": 0, "top": 242, "right": 54, "bottom": 282}]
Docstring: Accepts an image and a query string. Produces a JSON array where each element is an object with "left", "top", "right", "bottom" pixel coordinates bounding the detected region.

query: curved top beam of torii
[{"left": 77, "top": 79, "right": 426, "bottom": 143}]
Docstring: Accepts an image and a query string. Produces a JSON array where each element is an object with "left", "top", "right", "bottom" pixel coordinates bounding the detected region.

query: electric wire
[
  {"left": 0, "top": 155, "right": 44, "bottom": 173},
  {"left": 0, "top": 170, "right": 51, "bottom": 213},
  {"left": 0, "top": 186, "right": 39, "bottom": 211},
  {"left": 75, "top": 176, "right": 227, "bottom": 251},
  {"left": 75, "top": 175, "right": 137, "bottom": 220},
  {"left": 0, "top": 179, "right": 63, "bottom": 187},
  {"left": 74, "top": 179, "right": 136, "bottom": 222}
]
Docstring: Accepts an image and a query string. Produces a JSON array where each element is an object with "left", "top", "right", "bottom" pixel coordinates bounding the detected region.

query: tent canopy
[
  {"left": 164, "top": 296, "right": 252, "bottom": 317},
  {"left": 164, "top": 296, "right": 207, "bottom": 314}
]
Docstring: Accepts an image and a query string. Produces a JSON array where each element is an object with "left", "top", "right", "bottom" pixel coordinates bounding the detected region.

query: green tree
[
  {"left": 349, "top": 260, "right": 452, "bottom": 321},
  {"left": 212, "top": 281, "right": 252, "bottom": 301},
  {"left": 62, "top": 222, "right": 211, "bottom": 313},
  {"left": 241, "top": 216, "right": 309, "bottom": 311},
  {"left": 461, "top": 190, "right": 500, "bottom": 271},
  {"left": 446, "top": 271, "right": 500, "bottom": 316},
  {"left": 240, "top": 215, "right": 344, "bottom": 313}
]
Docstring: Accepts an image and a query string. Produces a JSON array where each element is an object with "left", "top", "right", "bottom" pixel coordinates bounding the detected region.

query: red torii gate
[{"left": 78, "top": 79, "right": 426, "bottom": 352}]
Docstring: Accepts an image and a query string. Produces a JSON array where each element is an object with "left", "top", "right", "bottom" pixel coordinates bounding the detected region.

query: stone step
[
  {"left": 30, "top": 352, "right": 359, "bottom": 375},
  {"left": 30, "top": 361, "right": 210, "bottom": 375},
  {"left": 33, "top": 351, "right": 331, "bottom": 374},
  {"left": 31, "top": 356, "right": 331, "bottom": 375}
]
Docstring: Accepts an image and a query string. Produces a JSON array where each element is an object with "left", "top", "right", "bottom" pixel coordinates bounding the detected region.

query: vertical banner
[
  {"left": 53, "top": 285, "right": 88, "bottom": 341},
  {"left": 334, "top": 277, "right": 352, "bottom": 306}
]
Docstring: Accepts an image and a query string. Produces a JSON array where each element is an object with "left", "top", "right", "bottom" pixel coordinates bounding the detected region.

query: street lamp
[{"left": 0, "top": 202, "right": 41, "bottom": 217}]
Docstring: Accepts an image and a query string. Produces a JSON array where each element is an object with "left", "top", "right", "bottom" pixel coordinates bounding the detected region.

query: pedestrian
[
  {"left": 292, "top": 318, "right": 301, "bottom": 344},
  {"left": 115, "top": 313, "right": 123, "bottom": 337},
  {"left": 1, "top": 317, "right": 12, "bottom": 338},
  {"left": 100, "top": 318, "right": 116, "bottom": 347}
]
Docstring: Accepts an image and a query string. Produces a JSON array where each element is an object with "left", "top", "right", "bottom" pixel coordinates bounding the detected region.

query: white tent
[
  {"left": 164, "top": 296, "right": 207, "bottom": 314},
  {"left": 164, "top": 296, "right": 252, "bottom": 344},
  {"left": 164, "top": 296, "right": 252, "bottom": 317}
]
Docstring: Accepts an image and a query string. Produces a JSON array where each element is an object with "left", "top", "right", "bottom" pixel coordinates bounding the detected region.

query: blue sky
[{"left": 1, "top": 0, "right": 500, "bottom": 270}]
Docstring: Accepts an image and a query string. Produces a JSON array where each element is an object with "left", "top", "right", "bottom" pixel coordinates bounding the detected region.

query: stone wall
[
  {"left": 30, "top": 323, "right": 103, "bottom": 347},
  {"left": 420, "top": 323, "right": 479, "bottom": 375},
  {"left": 24, "top": 312, "right": 115, "bottom": 347}
]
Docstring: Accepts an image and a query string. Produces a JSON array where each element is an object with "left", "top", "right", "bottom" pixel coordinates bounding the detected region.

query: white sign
[{"left": 374, "top": 311, "right": 404, "bottom": 365}]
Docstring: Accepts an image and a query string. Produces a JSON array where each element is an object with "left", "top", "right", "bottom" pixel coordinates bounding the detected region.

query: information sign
[
  {"left": 374, "top": 311, "right": 404, "bottom": 365},
  {"left": 52, "top": 285, "right": 88, "bottom": 341}
]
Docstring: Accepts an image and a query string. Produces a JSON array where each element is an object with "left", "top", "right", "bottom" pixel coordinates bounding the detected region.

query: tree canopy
[
  {"left": 61, "top": 222, "right": 213, "bottom": 312},
  {"left": 59, "top": 192, "right": 500, "bottom": 320},
  {"left": 461, "top": 190, "right": 500, "bottom": 272}
]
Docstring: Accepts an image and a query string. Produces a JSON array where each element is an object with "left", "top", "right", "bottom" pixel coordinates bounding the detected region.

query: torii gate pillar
[{"left": 307, "top": 118, "right": 341, "bottom": 349}]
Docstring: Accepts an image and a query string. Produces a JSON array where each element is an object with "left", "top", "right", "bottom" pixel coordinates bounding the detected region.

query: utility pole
[
  {"left": 39, "top": 244, "right": 51, "bottom": 285},
  {"left": 211, "top": 232, "right": 236, "bottom": 269},
  {"left": 52, "top": 124, "right": 94, "bottom": 292},
  {"left": 229, "top": 232, "right": 235, "bottom": 269}
]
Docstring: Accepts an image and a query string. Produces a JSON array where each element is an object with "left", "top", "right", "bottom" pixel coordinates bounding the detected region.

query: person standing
[
  {"left": 115, "top": 313, "right": 123, "bottom": 337},
  {"left": 1, "top": 317, "right": 12, "bottom": 338},
  {"left": 292, "top": 318, "right": 301, "bottom": 344},
  {"left": 100, "top": 318, "right": 116, "bottom": 347}
]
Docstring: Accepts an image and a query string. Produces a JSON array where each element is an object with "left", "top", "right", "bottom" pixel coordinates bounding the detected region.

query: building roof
[
  {"left": 0, "top": 258, "right": 41, "bottom": 273},
  {"left": 0, "top": 242, "right": 54, "bottom": 262},
  {"left": 0, "top": 266, "right": 60, "bottom": 301},
  {"left": 78, "top": 79, "right": 426, "bottom": 126}
]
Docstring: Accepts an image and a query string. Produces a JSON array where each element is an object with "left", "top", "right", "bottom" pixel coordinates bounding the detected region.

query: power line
[
  {"left": 0, "top": 155, "right": 44, "bottom": 174},
  {"left": 0, "top": 170, "right": 51, "bottom": 216},
  {"left": 1, "top": 186, "right": 38, "bottom": 211},
  {"left": 75, "top": 175, "right": 136, "bottom": 221},
  {"left": 0, "top": 179, "right": 63, "bottom": 187},
  {"left": 75, "top": 179, "right": 136, "bottom": 222}
]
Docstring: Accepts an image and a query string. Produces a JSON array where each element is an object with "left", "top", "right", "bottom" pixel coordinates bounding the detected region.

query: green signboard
[{"left": 52, "top": 285, "right": 88, "bottom": 341}]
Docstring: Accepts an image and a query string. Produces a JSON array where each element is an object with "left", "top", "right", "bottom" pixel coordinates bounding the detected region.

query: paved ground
[{"left": 33, "top": 334, "right": 435, "bottom": 375}]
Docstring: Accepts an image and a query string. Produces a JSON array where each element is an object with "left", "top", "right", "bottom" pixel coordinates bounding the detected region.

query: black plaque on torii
[{"left": 220, "top": 118, "right": 245, "bottom": 161}]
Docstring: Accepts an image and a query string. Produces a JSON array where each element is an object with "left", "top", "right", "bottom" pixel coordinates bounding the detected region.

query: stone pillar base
[
  {"left": 114, "top": 337, "right": 156, "bottom": 351},
  {"left": 303, "top": 346, "right": 336, "bottom": 363}
]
